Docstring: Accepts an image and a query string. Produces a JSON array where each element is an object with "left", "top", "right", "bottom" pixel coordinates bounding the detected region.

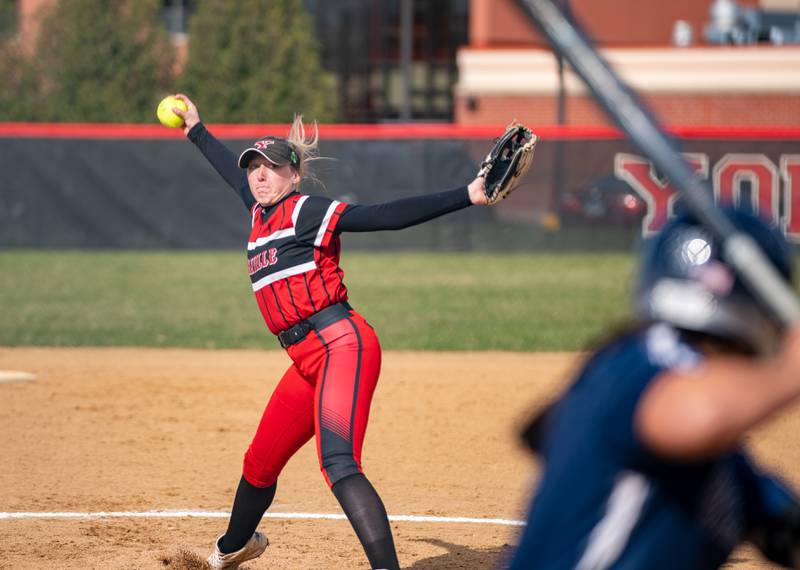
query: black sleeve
[
  {"left": 187, "top": 122, "right": 255, "bottom": 211},
  {"left": 738, "top": 455, "right": 800, "bottom": 567},
  {"left": 337, "top": 187, "right": 472, "bottom": 233}
]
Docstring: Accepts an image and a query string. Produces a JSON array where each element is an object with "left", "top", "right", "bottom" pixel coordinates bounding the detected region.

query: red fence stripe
[
  {"left": 669, "top": 126, "right": 800, "bottom": 140},
  {"left": 0, "top": 122, "right": 799, "bottom": 140}
]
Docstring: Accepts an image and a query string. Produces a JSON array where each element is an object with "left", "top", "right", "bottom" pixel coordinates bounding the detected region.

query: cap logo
[
  {"left": 683, "top": 237, "right": 712, "bottom": 265},
  {"left": 254, "top": 139, "right": 275, "bottom": 150}
]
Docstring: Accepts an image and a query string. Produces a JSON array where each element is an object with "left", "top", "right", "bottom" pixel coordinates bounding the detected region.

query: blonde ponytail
[{"left": 287, "top": 114, "right": 320, "bottom": 181}]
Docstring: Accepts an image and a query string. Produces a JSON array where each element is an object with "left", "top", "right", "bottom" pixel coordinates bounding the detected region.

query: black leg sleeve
[
  {"left": 219, "top": 476, "right": 277, "bottom": 554},
  {"left": 332, "top": 473, "right": 400, "bottom": 570}
]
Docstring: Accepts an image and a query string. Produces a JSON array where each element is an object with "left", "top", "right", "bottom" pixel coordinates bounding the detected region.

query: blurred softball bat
[{"left": 515, "top": 0, "right": 800, "bottom": 326}]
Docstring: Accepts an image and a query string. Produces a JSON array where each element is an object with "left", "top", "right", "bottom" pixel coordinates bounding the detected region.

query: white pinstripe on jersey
[
  {"left": 251, "top": 261, "right": 318, "bottom": 292},
  {"left": 576, "top": 471, "right": 651, "bottom": 570}
]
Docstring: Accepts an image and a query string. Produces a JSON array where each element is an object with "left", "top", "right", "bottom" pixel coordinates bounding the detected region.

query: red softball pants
[{"left": 242, "top": 310, "right": 382, "bottom": 488}]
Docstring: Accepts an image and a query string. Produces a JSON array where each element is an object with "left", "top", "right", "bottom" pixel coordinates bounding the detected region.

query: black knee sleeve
[
  {"left": 332, "top": 473, "right": 399, "bottom": 570},
  {"left": 220, "top": 476, "right": 277, "bottom": 553}
]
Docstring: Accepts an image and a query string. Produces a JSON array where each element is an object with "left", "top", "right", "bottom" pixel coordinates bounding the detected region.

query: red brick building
[
  {"left": 10, "top": 0, "right": 800, "bottom": 126},
  {"left": 457, "top": 0, "right": 800, "bottom": 126}
]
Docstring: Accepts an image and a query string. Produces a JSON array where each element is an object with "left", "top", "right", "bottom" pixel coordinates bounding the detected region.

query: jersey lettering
[{"left": 248, "top": 247, "right": 278, "bottom": 275}]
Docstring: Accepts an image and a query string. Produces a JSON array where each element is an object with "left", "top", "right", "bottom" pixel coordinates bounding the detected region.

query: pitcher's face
[{"left": 247, "top": 156, "right": 299, "bottom": 206}]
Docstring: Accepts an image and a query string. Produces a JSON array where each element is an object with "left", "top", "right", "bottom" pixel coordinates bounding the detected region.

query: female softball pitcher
[
  {"left": 168, "top": 94, "right": 489, "bottom": 570},
  {"left": 510, "top": 208, "right": 800, "bottom": 569}
]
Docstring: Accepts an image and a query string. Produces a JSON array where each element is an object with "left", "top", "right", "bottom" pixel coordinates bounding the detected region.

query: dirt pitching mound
[
  {"left": 0, "top": 347, "right": 795, "bottom": 568},
  {"left": 158, "top": 549, "right": 212, "bottom": 569}
]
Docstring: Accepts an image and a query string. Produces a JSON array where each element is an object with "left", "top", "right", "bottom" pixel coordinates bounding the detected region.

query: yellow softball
[{"left": 156, "top": 96, "right": 188, "bottom": 128}]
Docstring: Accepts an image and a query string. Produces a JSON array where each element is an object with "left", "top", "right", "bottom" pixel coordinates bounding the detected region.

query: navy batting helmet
[{"left": 635, "top": 208, "right": 794, "bottom": 355}]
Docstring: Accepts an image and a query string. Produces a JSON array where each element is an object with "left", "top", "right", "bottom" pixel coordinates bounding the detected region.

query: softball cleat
[{"left": 207, "top": 531, "right": 268, "bottom": 569}]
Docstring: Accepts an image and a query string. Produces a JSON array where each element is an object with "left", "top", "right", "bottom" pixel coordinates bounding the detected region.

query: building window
[{"left": 307, "top": 0, "right": 469, "bottom": 122}]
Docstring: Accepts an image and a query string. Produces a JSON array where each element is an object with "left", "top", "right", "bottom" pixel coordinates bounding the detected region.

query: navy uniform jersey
[
  {"left": 510, "top": 323, "right": 798, "bottom": 570},
  {"left": 247, "top": 193, "right": 348, "bottom": 334}
]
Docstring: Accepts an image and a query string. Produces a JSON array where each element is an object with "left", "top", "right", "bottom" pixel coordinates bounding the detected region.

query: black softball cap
[{"left": 238, "top": 136, "right": 300, "bottom": 169}]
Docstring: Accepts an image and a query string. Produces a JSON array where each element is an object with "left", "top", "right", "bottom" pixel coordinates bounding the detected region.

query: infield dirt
[{"left": 0, "top": 348, "right": 793, "bottom": 569}]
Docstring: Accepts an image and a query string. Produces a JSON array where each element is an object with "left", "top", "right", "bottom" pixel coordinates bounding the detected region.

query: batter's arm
[{"left": 634, "top": 327, "right": 800, "bottom": 460}]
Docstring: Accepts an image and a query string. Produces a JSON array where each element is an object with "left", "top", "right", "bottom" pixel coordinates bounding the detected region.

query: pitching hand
[{"left": 173, "top": 93, "right": 201, "bottom": 136}]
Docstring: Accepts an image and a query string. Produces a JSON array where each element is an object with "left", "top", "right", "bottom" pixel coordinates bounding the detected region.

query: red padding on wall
[{"left": 0, "top": 122, "right": 798, "bottom": 140}]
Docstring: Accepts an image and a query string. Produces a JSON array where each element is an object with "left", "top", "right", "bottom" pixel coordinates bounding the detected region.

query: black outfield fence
[{"left": 1, "top": 124, "right": 798, "bottom": 250}]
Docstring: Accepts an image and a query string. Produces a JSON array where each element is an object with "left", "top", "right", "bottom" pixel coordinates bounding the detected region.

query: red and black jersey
[
  {"left": 187, "top": 122, "right": 473, "bottom": 335},
  {"left": 247, "top": 193, "right": 349, "bottom": 334}
]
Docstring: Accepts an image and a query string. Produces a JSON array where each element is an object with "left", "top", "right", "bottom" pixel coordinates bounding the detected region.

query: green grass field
[{"left": 0, "top": 251, "right": 634, "bottom": 351}]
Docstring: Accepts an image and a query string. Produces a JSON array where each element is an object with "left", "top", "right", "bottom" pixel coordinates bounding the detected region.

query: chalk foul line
[{"left": 0, "top": 510, "right": 525, "bottom": 526}]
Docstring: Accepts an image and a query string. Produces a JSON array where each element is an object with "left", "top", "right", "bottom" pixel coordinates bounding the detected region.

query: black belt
[{"left": 277, "top": 301, "right": 353, "bottom": 349}]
